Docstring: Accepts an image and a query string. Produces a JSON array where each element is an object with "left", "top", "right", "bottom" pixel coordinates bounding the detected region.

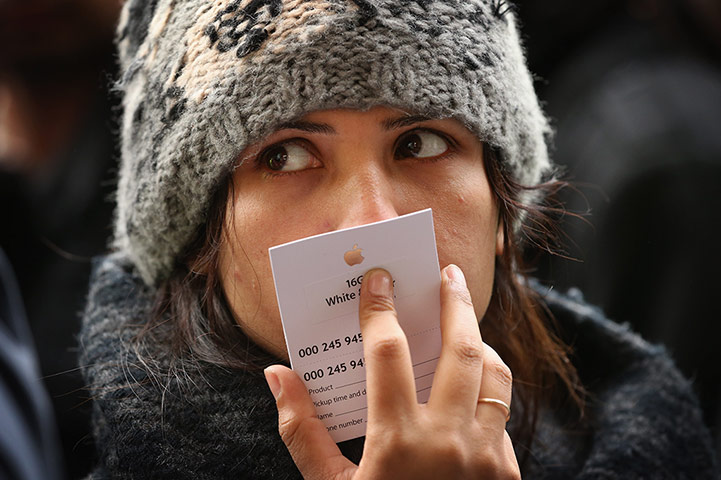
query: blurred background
[
  {"left": 0, "top": 0, "right": 121, "bottom": 478},
  {"left": 516, "top": 0, "right": 721, "bottom": 458},
  {"left": 0, "top": 0, "right": 719, "bottom": 477}
]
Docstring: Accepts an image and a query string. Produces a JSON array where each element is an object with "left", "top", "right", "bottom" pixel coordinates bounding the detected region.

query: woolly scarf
[{"left": 80, "top": 254, "right": 719, "bottom": 479}]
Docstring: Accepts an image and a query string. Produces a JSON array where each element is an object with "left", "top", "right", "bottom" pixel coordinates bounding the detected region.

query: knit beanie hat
[{"left": 115, "top": 0, "right": 553, "bottom": 286}]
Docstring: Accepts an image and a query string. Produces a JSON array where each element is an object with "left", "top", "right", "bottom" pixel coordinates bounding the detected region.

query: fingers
[
  {"left": 265, "top": 365, "right": 357, "bottom": 480},
  {"left": 428, "top": 264, "right": 513, "bottom": 430},
  {"left": 476, "top": 343, "right": 513, "bottom": 426},
  {"left": 269, "top": 265, "right": 516, "bottom": 479},
  {"left": 359, "top": 269, "right": 417, "bottom": 423},
  {"left": 428, "top": 264, "right": 484, "bottom": 414}
]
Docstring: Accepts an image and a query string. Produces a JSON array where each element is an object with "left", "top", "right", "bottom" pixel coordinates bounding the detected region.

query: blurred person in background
[
  {"left": 0, "top": 0, "right": 121, "bottom": 477},
  {"left": 516, "top": 0, "right": 721, "bottom": 456},
  {"left": 1, "top": 247, "right": 64, "bottom": 480}
]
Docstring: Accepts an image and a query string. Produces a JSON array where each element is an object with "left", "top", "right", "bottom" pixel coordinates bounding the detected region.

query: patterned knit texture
[
  {"left": 113, "top": 0, "right": 553, "bottom": 285},
  {"left": 80, "top": 254, "right": 720, "bottom": 479},
  {"left": 80, "top": 254, "right": 301, "bottom": 479}
]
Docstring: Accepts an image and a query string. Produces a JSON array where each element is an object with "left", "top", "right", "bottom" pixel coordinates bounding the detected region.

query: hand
[{"left": 264, "top": 265, "right": 520, "bottom": 479}]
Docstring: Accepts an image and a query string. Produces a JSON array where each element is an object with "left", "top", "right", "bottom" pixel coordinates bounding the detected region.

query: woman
[{"left": 81, "top": 0, "right": 718, "bottom": 478}]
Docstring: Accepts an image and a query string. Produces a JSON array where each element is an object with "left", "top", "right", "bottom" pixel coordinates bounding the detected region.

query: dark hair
[
  {"left": 148, "top": 179, "right": 277, "bottom": 371},
  {"left": 143, "top": 142, "right": 584, "bottom": 457},
  {"left": 480, "top": 144, "right": 585, "bottom": 454}
]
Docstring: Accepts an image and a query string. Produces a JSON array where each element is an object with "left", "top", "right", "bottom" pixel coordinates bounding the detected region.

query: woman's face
[{"left": 218, "top": 106, "right": 503, "bottom": 359}]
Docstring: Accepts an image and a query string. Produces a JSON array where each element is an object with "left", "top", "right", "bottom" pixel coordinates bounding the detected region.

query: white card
[{"left": 269, "top": 209, "right": 442, "bottom": 442}]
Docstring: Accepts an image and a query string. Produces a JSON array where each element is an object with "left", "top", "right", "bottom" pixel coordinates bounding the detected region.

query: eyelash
[
  {"left": 253, "top": 138, "right": 315, "bottom": 179},
  {"left": 394, "top": 127, "right": 459, "bottom": 162},
  {"left": 253, "top": 127, "right": 460, "bottom": 178}
]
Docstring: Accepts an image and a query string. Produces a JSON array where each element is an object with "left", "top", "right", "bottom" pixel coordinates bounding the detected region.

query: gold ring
[{"left": 478, "top": 397, "right": 511, "bottom": 422}]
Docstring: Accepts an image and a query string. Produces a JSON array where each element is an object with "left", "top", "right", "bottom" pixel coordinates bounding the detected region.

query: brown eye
[
  {"left": 258, "top": 142, "right": 319, "bottom": 173},
  {"left": 395, "top": 130, "right": 450, "bottom": 159},
  {"left": 263, "top": 145, "right": 289, "bottom": 170}
]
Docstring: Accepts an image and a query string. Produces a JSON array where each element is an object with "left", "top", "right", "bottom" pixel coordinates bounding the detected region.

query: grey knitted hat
[{"left": 115, "top": 0, "right": 553, "bottom": 286}]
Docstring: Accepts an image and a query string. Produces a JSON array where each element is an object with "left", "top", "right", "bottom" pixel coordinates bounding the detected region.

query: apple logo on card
[{"left": 344, "top": 244, "right": 364, "bottom": 266}]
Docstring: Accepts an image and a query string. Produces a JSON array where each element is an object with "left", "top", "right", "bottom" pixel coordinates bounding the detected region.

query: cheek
[
  {"left": 217, "top": 192, "right": 332, "bottom": 359},
  {"left": 429, "top": 180, "right": 499, "bottom": 317},
  {"left": 217, "top": 197, "right": 291, "bottom": 357},
  {"left": 228, "top": 192, "right": 333, "bottom": 255},
  {"left": 217, "top": 223, "right": 262, "bottom": 326},
  {"left": 433, "top": 185, "right": 497, "bottom": 255}
]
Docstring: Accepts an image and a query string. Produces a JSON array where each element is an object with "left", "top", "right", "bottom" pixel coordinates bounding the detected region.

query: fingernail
[
  {"left": 264, "top": 367, "right": 281, "bottom": 400},
  {"left": 445, "top": 264, "right": 466, "bottom": 287},
  {"left": 366, "top": 269, "right": 392, "bottom": 297}
]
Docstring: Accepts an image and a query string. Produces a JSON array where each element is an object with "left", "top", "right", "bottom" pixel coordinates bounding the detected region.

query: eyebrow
[
  {"left": 274, "top": 114, "right": 432, "bottom": 135},
  {"left": 382, "top": 114, "right": 432, "bottom": 131},
  {"left": 275, "top": 120, "right": 337, "bottom": 134}
]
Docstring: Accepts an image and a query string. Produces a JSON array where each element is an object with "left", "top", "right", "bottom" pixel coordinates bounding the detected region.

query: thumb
[{"left": 265, "top": 365, "right": 357, "bottom": 480}]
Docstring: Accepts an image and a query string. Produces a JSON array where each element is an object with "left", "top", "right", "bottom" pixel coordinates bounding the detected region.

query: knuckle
[
  {"left": 434, "top": 433, "right": 468, "bottom": 464},
  {"left": 423, "top": 428, "right": 479, "bottom": 474},
  {"left": 472, "top": 450, "right": 520, "bottom": 479},
  {"left": 361, "top": 296, "right": 396, "bottom": 315},
  {"left": 450, "top": 337, "right": 484, "bottom": 367},
  {"left": 277, "top": 415, "right": 311, "bottom": 454},
  {"left": 368, "top": 335, "right": 406, "bottom": 361},
  {"left": 277, "top": 412, "right": 298, "bottom": 445},
  {"left": 487, "top": 360, "right": 514, "bottom": 390},
  {"left": 368, "top": 425, "right": 417, "bottom": 465},
  {"left": 472, "top": 451, "right": 499, "bottom": 475},
  {"left": 378, "top": 430, "right": 414, "bottom": 459}
]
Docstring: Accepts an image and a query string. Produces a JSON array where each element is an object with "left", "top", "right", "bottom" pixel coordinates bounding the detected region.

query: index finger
[{"left": 359, "top": 269, "right": 418, "bottom": 423}]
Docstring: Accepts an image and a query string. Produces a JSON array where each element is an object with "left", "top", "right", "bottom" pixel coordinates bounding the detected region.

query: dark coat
[{"left": 80, "top": 254, "right": 720, "bottom": 479}]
